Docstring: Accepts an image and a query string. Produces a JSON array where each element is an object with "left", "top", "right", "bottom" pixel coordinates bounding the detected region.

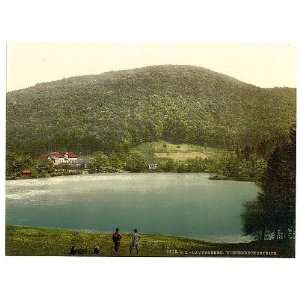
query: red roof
[
  {"left": 21, "top": 169, "right": 32, "bottom": 175},
  {"left": 47, "top": 151, "right": 79, "bottom": 158},
  {"left": 66, "top": 152, "right": 79, "bottom": 158},
  {"left": 48, "top": 152, "right": 64, "bottom": 158}
]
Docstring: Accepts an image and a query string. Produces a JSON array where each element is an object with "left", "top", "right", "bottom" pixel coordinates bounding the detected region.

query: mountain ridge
[
  {"left": 6, "top": 65, "right": 296, "bottom": 156},
  {"left": 7, "top": 64, "right": 260, "bottom": 93}
]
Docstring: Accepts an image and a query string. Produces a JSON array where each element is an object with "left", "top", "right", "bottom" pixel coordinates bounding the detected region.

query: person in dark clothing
[
  {"left": 94, "top": 246, "right": 100, "bottom": 255},
  {"left": 112, "top": 227, "right": 122, "bottom": 255},
  {"left": 70, "top": 246, "right": 76, "bottom": 256}
]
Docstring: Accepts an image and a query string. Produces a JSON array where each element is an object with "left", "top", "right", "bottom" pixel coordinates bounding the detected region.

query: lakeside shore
[
  {"left": 6, "top": 171, "right": 253, "bottom": 183},
  {"left": 6, "top": 225, "right": 295, "bottom": 257}
]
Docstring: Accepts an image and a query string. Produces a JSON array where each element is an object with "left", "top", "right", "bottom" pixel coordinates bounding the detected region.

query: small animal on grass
[{"left": 69, "top": 246, "right": 88, "bottom": 256}]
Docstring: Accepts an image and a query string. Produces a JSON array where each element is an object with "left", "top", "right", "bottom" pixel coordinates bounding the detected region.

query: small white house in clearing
[
  {"left": 148, "top": 163, "right": 158, "bottom": 170},
  {"left": 47, "top": 152, "right": 79, "bottom": 165}
]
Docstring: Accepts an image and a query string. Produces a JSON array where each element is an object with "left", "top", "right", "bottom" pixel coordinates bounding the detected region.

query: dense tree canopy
[
  {"left": 6, "top": 65, "right": 295, "bottom": 158},
  {"left": 242, "top": 125, "right": 296, "bottom": 240}
]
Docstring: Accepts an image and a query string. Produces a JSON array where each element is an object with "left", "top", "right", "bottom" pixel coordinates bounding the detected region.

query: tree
[
  {"left": 124, "top": 152, "right": 148, "bottom": 172},
  {"left": 242, "top": 195, "right": 267, "bottom": 240},
  {"left": 6, "top": 152, "right": 33, "bottom": 177},
  {"left": 242, "top": 125, "right": 296, "bottom": 240},
  {"left": 87, "top": 151, "right": 111, "bottom": 172},
  {"left": 161, "top": 159, "right": 176, "bottom": 172},
  {"left": 35, "top": 159, "right": 55, "bottom": 176}
]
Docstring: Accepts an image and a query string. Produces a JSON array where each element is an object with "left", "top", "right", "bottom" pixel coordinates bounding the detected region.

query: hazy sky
[{"left": 7, "top": 43, "right": 296, "bottom": 91}]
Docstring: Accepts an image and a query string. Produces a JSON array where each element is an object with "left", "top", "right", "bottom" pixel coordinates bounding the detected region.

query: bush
[
  {"left": 160, "top": 159, "right": 176, "bottom": 172},
  {"left": 124, "top": 152, "right": 148, "bottom": 172},
  {"left": 213, "top": 153, "right": 266, "bottom": 180},
  {"left": 87, "top": 151, "right": 115, "bottom": 172}
]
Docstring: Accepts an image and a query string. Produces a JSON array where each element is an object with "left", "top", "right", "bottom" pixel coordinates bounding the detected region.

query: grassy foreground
[{"left": 6, "top": 226, "right": 295, "bottom": 257}]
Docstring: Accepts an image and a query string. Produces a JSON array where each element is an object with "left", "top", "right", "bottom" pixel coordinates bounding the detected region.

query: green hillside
[{"left": 6, "top": 65, "right": 296, "bottom": 157}]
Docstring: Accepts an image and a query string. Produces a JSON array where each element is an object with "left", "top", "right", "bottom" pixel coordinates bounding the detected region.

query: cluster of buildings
[
  {"left": 20, "top": 151, "right": 158, "bottom": 177},
  {"left": 21, "top": 151, "right": 85, "bottom": 177},
  {"left": 44, "top": 152, "right": 158, "bottom": 169}
]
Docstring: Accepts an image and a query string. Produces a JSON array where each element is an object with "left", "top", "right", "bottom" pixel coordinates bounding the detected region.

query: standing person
[
  {"left": 112, "top": 228, "right": 122, "bottom": 255},
  {"left": 129, "top": 229, "right": 140, "bottom": 255}
]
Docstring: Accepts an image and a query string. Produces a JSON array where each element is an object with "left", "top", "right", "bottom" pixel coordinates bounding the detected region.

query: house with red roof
[{"left": 47, "top": 151, "right": 79, "bottom": 165}]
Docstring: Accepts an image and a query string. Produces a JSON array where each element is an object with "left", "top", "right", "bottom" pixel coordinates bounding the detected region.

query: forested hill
[{"left": 6, "top": 65, "right": 296, "bottom": 157}]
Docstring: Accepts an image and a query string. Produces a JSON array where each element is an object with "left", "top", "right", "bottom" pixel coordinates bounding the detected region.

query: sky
[{"left": 6, "top": 43, "right": 296, "bottom": 91}]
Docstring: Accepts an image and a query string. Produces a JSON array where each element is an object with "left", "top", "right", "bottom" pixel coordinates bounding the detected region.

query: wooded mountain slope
[{"left": 6, "top": 65, "right": 296, "bottom": 156}]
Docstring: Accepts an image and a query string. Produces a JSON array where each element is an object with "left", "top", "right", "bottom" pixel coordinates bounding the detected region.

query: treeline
[
  {"left": 6, "top": 146, "right": 267, "bottom": 183},
  {"left": 74, "top": 146, "right": 267, "bottom": 181},
  {"left": 242, "top": 126, "right": 296, "bottom": 241}
]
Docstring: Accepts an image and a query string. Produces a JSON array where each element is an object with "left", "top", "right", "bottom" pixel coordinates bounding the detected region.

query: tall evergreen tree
[{"left": 242, "top": 125, "right": 296, "bottom": 240}]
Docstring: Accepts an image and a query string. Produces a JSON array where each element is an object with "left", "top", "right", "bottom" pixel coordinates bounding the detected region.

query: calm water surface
[{"left": 6, "top": 173, "right": 259, "bottom": 242}]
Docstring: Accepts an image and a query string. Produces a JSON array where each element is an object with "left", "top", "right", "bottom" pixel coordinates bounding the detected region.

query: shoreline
[
  {"left": 6, "top": 225, "right": 295, "bottom": 257},
  {"left": 6, "top": 171, "right": 254, "bottom": 183},
  {"left": 6, "top": 224, "right": 252, "bottom": 244}
]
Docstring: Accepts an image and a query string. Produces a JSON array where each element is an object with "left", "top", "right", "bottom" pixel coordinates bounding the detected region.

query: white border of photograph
[{"left": 0, "top": 1, "right": 299, "bottom": 300}]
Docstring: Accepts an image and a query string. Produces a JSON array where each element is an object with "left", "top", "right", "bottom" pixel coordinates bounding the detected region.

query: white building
[
  {"left": 47, "top": 152, "right": 79, "bottom": 165},
  {"left": 148, "top": 163, "right": 158, "bottom": 170}
]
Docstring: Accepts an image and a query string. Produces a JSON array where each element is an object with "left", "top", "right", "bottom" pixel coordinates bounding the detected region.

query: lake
[{"left": 6, "top": 173, "right": 259, "bottom": 242}]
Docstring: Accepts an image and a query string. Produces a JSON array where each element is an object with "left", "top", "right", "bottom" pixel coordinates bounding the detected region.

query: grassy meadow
[
  {"left": 134, "top": 141, "right": 223, "bottom": 161},
  {"left": 6, "top": 226, "right": 294, "bottom": 257}
]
